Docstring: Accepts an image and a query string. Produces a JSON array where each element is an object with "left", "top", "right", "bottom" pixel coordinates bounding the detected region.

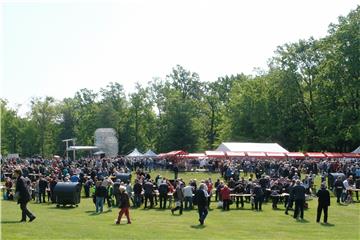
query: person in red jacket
[
  {"left": 115, "top": 186, "right": 131, "bottom": 224},
  {"left": 220, "top": 185, "right": 231, "bottom": 211}
]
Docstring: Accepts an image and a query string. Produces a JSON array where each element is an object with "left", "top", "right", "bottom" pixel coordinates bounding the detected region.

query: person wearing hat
[
  {"left": 14, "top": 169, "right": 36, "bottom": 222},
  {"left": 115, "top": 186, "right": 131, "bottom": 224},
  {"left": 316, "top": 182, "right": 331, "bottom": 223}
]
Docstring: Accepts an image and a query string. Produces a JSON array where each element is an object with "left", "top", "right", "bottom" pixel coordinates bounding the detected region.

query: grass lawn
[{"left": 1, "top": 171, "right": 359, "bottom": 240}]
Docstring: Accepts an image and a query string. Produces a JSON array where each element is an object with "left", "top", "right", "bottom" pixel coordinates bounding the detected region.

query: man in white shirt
[
  {"left": 343, "top": 175, "right": 353, "bottom": 190},
  {"left": 343, "top": 175, "right": 354, "bottom": 202},
  {"left": 183, "top": 184, "right": 194, "bottom": 210}
]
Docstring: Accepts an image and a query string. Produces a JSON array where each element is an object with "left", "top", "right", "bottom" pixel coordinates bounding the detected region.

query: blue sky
[{"left": 2, "top": 0, "right": 359, "bottom": 115}]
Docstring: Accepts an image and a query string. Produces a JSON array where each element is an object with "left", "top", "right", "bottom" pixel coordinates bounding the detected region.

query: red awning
[
  {"left": 182, "top": 153, "right": 206, "bottom": 159},
  {"left": 342, "top": 153, "right": 360, "bottom": 158},
  {"left": 286, "top": 152, "right": 305, "bottom": 159},
  {"left": 165, "top": 150, "right": 187, "bottom": 157},
  {"left": 266, "top": 152, "right": 286, "bottom": 158},
  {"left": 158, "top": 153, "right": 166, "bottom": 158},
  {"left": 305, "top": 152, "right": 326, "bottom": 158},
  {"left": 324, "top": 152, "right": 344, "bottom": 158},
  {"left": 205, "top": 151, "right": 226, "bottom": 157},
  {"left": 226, "top": 151, "right": 246, "bottom": 157},
  {"left": 246, "top": 152, "right": 266, "bottom": 157}
]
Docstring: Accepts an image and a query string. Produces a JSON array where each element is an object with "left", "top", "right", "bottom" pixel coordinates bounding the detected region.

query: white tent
[
  {"left": 352, "top": 146, "right": 360, "bottom": 153},
  {"left": 143, "top": 150, "right": 158, "bottom": 157},
  {"left": 127, "top": 148, "right": 144, "bottom": 158},
  {"left": 216, "top": 142, "right": 289, "bottom": 153},
  {"left": 94, "top": 151, "right": 105, "bottom": 155}
]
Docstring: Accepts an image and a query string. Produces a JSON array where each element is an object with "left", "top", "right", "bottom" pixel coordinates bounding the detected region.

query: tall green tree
[
  {"left": 1, "top": 99, "right": 21, "bottom": 155},
  {"left": 30, "top": 97, "right": 59, "bottom": 157}
]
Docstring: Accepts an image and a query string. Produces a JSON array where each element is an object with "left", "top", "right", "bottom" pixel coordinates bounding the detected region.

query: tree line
[{"left": 1, "top": 7, "right": 359, "bottom": 158}]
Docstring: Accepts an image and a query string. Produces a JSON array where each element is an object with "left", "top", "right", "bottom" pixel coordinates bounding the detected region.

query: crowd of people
[{"left": 1, "top": 155, "right": 360, "bottom": 225}]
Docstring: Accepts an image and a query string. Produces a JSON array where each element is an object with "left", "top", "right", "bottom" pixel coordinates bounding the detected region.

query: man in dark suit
[
  {"left": 143, "top": 180, "right": 154, "bottom": 208},
  {"left": 14, "top": 169, "right": 36, "bottom": 222},
  {"left": 194, "top": 183, "right": 208, "bottom": 225},
  {"left": 39, "top": 176, "right": 48, "bottom": 203},
  {"left": 292, "top": 180, "right": 306, "bottom": 220},
  {"left": 316, "top": 182, "right": 331, "bottom": 223},
  {"left": 158, "top": 180, "right": 169, "bottom": 209}
]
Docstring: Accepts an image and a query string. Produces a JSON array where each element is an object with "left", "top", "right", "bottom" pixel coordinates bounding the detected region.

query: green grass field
[{"left": 1, "top": 171, "right": 359, "bottom": 240}]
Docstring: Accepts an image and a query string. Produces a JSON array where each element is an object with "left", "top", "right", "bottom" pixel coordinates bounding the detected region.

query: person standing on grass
[
  {"left": 220, "top": 185, "right": 231, "bottom": 211},
  {"left": 292, "top": 180, "right": 306, "bottom": 220},
  {"left": 133, "top": 179, "right": 143, "bottom": 208},
  {"left": 173, "top": 164, "right": 179, "bottom": 180},
  {"left": 14, "top": 169, "right": 36, "bottom": 222},
  {"left": 171, "top": 182, "right": 184, "bottom": 215},
  {"left": 195, "top": 183, "right": 208, "bottom": 225},
  {"left": 333, "top": 176, "right": 344, "bottom": 203},
  {"left": 159, "top": 180, "right": 169, "bottom": 209},
  {"left": 95, "top": 180, "right": 107, "bottom": 213},
  {"left": 115, "top": 186, "right": 131, "bottom": 224},
  {"left": 38, "top": 176, "right": 48, "bottom": 203},
  {"left": 143, "top": 180, "right": 154, "bottom": 208},
  {"left": 253, "top": 183, "right": 264, "bottom": 211},
  {"left": 183, "top": 182, "right": 194, "bottom": 210},
  {"left": 316, "top": 182, "right": 330, "bottom": 223}
]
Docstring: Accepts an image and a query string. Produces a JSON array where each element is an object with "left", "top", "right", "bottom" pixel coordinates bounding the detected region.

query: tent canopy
[
  {"left": 216, "top": 142, "right": 288, "bottom": 153},
  {"left": 127, "top": 148, "right": 143, "bottom": 158},
  {"left": 94, "top": 151, "right": 105, "bottom": 155},
  {"left": 143, "top": 150, "right": 158, "bottom": 157},
  {"left": 247, "top": 152, "right": 267, "bottom": 157},
  {"left": 352, "top": 146, "right": 360, "bottom": 153},
  {"left": 286, "top": 152, "right": 305, "bottom": 159},
  {"left": 166, "top": 150, "right": 187, "bottom": 157},
  {"left": 324, "top": 152, "right": 344, "bottom": 158},
  {"left": 305, "top": 152, "right": 326, "bottom": 158},
  {"left": 226, "top": 151, "right": 246, "bottom": 157},
  {"left": 205, "top": 151, "right": 226, "bottom": 157},
  {"left": 343, "top": 153, "right": 360, "bottom": 158},
  {"left": 266, "top": 152, "right": 286, "bottom": 158},
  {"left": 183, "top": 153, "right": 206, "bottom": 159}
]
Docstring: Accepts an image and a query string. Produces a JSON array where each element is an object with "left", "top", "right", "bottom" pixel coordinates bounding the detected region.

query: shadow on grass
[
  {"left": 48, "top": 206, "right": 77, "bottom": 210},
  {"left": 230, "top": 208, "right": 254, "bottom": 211},
  {"left": 190, "top": 224, "right": 206, "bottom": 229},
  {"left": 154, "top": 208, "right": 169, "bottom": 212},
  {"left": 295, "top": 218, "right": 309, "bottom": 223},
  {"left": 1, "top": 220, "right": 23, "bottom": 224},
  {"left": 87, "top": 209, "right": 112, "bottom": 216},
  {"left": 271, "top": 208, "right": 285, "bottom": 211},
  {"left": 320, "top": 223, "right": 335, "bottom": 227}
]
